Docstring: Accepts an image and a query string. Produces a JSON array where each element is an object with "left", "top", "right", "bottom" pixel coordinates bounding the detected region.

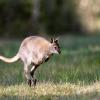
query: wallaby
[{"left": 0, "top": 36, "right": 61, "bottom": 86}]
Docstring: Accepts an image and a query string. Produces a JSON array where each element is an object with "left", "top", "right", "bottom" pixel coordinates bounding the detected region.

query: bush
[{"left": 0, "top": 0, "right": 33, "bottom": 38}]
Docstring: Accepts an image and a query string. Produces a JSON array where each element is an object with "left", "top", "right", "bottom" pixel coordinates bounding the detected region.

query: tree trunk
[{"left": 31, "top": 0, "right": 40, "bottom": 34}]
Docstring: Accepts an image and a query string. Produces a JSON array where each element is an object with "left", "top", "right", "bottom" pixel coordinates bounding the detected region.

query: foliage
[
  {"left": 0, "top": 0, "right": 82, "bottom": 37},
  {"left": 0, "top": 0, "right": 33, "bottom": 38},
  {"left": 40, "top": 0, "right": 81, "bottom": 34}
]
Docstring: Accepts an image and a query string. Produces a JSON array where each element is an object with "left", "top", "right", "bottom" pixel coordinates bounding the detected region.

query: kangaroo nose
[{"left": 58, "top": 50, "right": 61, "bottom": 54}]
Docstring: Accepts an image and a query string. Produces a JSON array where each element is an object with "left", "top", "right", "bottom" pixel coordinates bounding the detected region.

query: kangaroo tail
[{"left": 0, "top": 54, "right": 19, "bottom": 63}]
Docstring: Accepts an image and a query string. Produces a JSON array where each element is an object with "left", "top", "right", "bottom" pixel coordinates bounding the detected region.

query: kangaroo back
[{"left": 18, "top": 36, "right": 51, "bottom": 65}]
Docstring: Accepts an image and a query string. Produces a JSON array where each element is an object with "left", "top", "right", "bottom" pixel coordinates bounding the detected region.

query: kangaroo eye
[{"left": 54, "top": 47, "right": 57, "bottom": 49}]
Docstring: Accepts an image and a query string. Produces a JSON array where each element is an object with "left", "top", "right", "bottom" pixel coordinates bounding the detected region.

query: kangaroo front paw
[{"left": 32, "top": 78, "right": 37, "bottom": 86}]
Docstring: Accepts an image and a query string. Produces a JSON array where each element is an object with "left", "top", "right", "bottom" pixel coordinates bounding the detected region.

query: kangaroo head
[{"left": 49, "top": 38, "right": 61, "bottom": 54}]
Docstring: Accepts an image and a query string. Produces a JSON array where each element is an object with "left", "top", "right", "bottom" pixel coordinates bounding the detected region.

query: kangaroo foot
[{"left": 27, "top": 79, "right": 32, "bottom": 87}]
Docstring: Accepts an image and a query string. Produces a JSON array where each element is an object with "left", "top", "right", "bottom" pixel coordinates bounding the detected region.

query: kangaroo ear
[
  {"left": 54, "top": 37, "right": 59, "bottom": 43},
  {"left": 50, "top": 38, "right": 54, "bottom": 43}
]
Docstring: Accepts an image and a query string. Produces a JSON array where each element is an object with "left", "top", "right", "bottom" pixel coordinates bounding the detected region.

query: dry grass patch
[{"left": 0, "top": 82, "right": 100, "bottom": 97}]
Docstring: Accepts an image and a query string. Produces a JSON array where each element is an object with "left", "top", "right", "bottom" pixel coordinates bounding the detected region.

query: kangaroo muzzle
[{"left": 58, "top": 49, "right": 61, "bottom": 54}]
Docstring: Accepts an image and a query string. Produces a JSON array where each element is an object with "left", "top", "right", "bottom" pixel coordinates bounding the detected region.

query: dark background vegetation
[
  {"left": 0, "top": 1, "right": 100, "bottom": 99},
  {"left": 0, "top": 0, "right": 100, "bottom": 38}
]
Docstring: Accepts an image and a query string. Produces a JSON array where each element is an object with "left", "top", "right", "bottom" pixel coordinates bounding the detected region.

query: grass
[
  {"left": 0, "top": 82, "right": 100, "bottom": 99},
  {"left": 0, "top": 35, "right": 100, "bottom": 99}
]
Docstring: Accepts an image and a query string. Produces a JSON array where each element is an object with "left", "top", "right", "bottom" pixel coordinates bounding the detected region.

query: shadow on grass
[{"left": 0, "top": 91, "right": 100, "bottom": 100}]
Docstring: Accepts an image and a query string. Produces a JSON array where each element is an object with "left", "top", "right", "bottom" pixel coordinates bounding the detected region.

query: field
[{"left": 0, "top": 35, "right": 100, "bottom": 100}]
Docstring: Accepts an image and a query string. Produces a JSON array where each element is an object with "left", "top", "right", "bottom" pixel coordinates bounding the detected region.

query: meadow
[{"left": 0, "top": 35, "right": 100, "bottom": 100}]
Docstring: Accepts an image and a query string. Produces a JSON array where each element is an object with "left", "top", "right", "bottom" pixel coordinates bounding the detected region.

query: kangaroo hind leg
[
  {"left": 24, "top": 64, "right": 32, "bottom": 87},
  {"left": 30, "top": 65, "right": 39, "bottom": 86}
]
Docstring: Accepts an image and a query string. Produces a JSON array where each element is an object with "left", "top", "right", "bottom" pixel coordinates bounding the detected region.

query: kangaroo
[{"left": 0, "top": 36, "right": 61, "bottom": 86}]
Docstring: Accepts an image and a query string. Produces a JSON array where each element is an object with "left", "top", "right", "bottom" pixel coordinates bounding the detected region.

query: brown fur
[{"left": 0, "top": 36, "right": 61, "bottom": 86}]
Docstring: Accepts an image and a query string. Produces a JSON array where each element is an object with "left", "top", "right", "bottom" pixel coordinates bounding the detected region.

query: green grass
[{"left": 0, "top": 35, "right": 100, "bottom": 99}]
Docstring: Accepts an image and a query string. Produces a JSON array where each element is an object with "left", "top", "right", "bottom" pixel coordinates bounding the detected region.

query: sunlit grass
[{"left": 0, "top": 82, "right": 100, "bottom": 99}]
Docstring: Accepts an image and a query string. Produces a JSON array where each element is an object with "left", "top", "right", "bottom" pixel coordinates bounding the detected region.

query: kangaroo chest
[{"left": 31, "top": 52, "right": 52, "bottom": 65}]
